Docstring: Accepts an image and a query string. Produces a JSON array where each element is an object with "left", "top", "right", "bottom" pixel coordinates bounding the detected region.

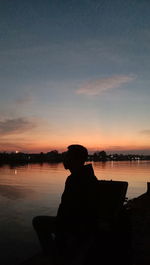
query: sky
[{"left": 0, "top": 0, "right": 150, "bottom": 154}]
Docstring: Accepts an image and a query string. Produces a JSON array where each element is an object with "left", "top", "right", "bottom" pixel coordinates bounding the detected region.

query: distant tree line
[
  {"left": 0, "top": 150, "right": 150, "bottom": 165},
  {"left": 0, "top": 150, "right": 63, "bottom": 164},
  {"left": 91, "top": 151, "right": 150, "bottom": 161}
]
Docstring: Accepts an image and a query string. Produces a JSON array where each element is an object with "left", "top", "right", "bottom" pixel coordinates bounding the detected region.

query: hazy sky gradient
[{"left": 0, "top": 0, "right": 150, "bottom": 153}]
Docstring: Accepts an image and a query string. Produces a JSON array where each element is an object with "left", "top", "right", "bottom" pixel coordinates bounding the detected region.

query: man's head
[{"left": 63, "top": 144, "right": 88, "bottom": 171}]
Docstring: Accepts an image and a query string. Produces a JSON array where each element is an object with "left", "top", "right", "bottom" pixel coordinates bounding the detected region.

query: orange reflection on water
[
  {"left": 92, "top": 160, "right": 150, "bottom": 198},
  {"left": 0, "top": 161, "right": 150, "bottom": 201}
]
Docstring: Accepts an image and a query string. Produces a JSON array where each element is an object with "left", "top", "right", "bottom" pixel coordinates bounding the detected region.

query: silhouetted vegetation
[
  {"left": 92, "top": 150, "right": 107, "bottom": 161},
  {"left": 0, "top": 151, "right": 63, "bottom": 164},
  {"left": 91, "top": 152, "right": 150, "bottom": 162},
  {"left": 0, "top": 150, "right": 150, "bottom": 165}
]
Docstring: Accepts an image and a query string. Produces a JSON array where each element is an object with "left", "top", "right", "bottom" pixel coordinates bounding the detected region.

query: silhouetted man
[{"left": 32, "top": 144, "right": 99, "bottom": 260}]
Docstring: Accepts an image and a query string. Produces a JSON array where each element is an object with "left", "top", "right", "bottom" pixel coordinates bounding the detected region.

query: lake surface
[{"left": 0, "top": 161, "right": 150, "bottom": 265}]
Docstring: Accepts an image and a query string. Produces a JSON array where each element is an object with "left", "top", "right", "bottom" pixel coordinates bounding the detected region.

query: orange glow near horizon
[
  {"left": 1, "top": 126, "right": 150, "bottom": 154},
  {"left": 3, "top": 139, "right": 150, "bottom": 154}
]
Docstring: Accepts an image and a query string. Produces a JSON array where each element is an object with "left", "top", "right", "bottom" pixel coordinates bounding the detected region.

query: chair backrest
[{"left": 97, "top": 180, "right": 128, "bottom": 221}]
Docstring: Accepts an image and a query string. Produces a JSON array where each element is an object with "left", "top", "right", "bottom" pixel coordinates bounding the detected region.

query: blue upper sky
[{"left": 0, "top": 0, "right": 150, "bottom": 153}]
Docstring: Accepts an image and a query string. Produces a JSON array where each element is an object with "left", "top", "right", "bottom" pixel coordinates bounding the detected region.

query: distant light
[{"left": 15, "top": 150, "right": 19, "bottom": 154}]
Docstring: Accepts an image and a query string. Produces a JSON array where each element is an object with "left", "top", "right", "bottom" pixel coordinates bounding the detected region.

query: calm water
[{"left": 0, "top": 161, "right": 150, "bottom": 265}]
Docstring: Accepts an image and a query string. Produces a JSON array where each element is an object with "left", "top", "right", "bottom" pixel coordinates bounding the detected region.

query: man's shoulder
[{"left": 65, "top": 174, "right": 73, "bottom": 185}]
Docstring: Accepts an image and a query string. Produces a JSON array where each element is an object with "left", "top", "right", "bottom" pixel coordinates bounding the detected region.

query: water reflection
[
  {"left": 0, "top": 185, "right": 36, "bottom": 200},
  {"left": 0, "top": 161, "right": 150, "bottom": 265},
  {"left": 0, "top": 161, "right": 150, "bottom": 201}
]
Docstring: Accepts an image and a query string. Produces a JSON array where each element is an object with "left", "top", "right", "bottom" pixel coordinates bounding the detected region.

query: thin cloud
[
  {"left": 0, "top": 118, "right": 36, "bottom": 136},
  {"left": 76, "top": 75, "right": 135, "bottom": 96},
  {"left": 16, "top": 93, "right": 33, "bottom": 105},
  {"left": 0, "top": 142, "right": 25, "bottom": 151},
  {"left": 140, "top": 130, "right": 150, "bottom": 135},
  {"left": 107, "top": 146, "right": 123, "bottom": 150}
]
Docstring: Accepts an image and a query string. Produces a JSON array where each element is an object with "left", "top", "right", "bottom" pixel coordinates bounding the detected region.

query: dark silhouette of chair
[
  {"left": 82, "top": 180, "right": 131, "bottom": 265},
  {"left": 66, "top": 180, "right": 129, "bottom": 265},
  {"left": 58, "top": 180, "right": 129, "bottom": 265},
  {"left": 97, "top": 180, "right": 128, "bottom": 222},
  {"left": 52, "top": 179, "right": 131, "bottom": 265}
]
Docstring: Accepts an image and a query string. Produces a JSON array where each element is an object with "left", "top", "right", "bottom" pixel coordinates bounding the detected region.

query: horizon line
[{"left": 1, "top": 149, "right": 150, "bottom": 155}]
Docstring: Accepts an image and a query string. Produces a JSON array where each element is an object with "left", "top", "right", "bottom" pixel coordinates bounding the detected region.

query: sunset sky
[{"left": 0, "top": 0, "right": 150, "bottom": 154}]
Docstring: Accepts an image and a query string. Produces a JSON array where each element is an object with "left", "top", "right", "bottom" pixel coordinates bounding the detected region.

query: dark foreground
[
  {"left": 20, "top": 188, "right": 150, "bottom": 265},
  {"left": 128, "top": 189, "right": 150, "bottom": 265}
]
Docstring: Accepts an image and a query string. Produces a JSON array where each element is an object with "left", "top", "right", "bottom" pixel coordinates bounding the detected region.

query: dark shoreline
[
  {"left": 0, "top": 160, "right": 150, "bottom": 167},
  {"left": 0, "top": 151, "right": 150, "bottom": 165}
]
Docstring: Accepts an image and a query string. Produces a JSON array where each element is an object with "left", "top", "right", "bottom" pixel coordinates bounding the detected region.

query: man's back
[{"left": 57, "top": 164, "right": 99, "bottom": 233}]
